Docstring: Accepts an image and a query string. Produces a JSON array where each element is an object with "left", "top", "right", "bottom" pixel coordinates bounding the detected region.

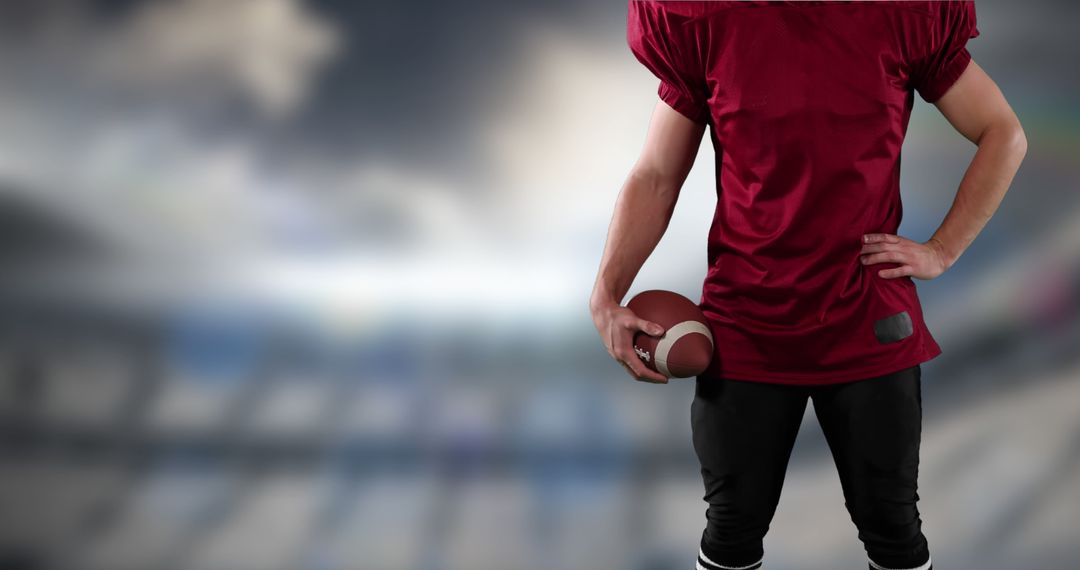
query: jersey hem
[{"left": 700, "top": 345, "right": 942, "bottom": 386}]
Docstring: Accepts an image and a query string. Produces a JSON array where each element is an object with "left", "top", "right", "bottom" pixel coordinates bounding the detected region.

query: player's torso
[{"left": 687, "top": 3, "right": 930, "bottom": 323}]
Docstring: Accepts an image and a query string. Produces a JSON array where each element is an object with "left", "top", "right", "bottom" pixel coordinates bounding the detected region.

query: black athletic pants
[{"left": 691, "top": 364, "right": 932, "bottom": 570}]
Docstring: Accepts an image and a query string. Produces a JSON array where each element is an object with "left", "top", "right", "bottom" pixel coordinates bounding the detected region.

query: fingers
[
  {"left": 860, "top": 235, "right": 908, "bottom": 269},
  {"left": 877, "top": 265, "right": 914, "bottom": 279},
  {"left": 600, "top": 307, "right": 669, "bottom": 384},
  {"left": 619, "top": 357, "right": 668, "bottom": 384},
  {"left": 613, "top": 325, "right": 668, "bottom": 383},
  {"left": 859, "top": 242, "right": 900, "bottom": 254},
  {"left": 857, "top": 234, "right": 939, "bottom": 280},
  {"left": 613, "top": 327, "right": 669, "bottom": 383},
  {"left": 863, "top": 233, "right": 901, "bottom": 244},
  {"left": 861, "top": 250, "right": 913, "bottom": 278},
  {"left": 635, "top": 318, "right": 665, "bottom": 337},
  {"left": 860, "top": 234, "right": 911, "bottom": 256},
  {"left": 860, "top": 251, "right": 904, "bottom": 266}
]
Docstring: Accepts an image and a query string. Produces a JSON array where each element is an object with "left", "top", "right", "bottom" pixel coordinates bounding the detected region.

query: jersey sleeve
[
  {"left": 909, "top": 0, "right": 980, "bottom": 103},
  {"left": 627, "top": 0, "right": 711, "bottom": 124}
]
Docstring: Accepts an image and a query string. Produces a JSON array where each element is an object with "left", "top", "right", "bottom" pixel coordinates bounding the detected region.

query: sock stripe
[
  {"left": 698, "top": 548, "right": 764, "bottom": 570},
  {"left": 868, "top": 555, "right": 932, "bottom": 570}
]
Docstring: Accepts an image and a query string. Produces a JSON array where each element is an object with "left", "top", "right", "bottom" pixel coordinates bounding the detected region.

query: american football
[{"left": 626, "top": 290, "right": 714, "bottom": 378}]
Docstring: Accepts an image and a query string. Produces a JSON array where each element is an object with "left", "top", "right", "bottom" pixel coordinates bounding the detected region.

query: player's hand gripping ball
[{"left": 626, "top": 290, "right": 714, "bottom": 378}]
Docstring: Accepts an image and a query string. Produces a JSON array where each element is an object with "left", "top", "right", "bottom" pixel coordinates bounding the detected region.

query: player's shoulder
[
  {"left": 629, "top": 1, "right": 945, "bottom": 19},
  {"left": 629, "top": 1, "right": 969, "bottom": 29},
  {"left": 628, "top": 0, "right": 733, "bottom": 22},
  {"left": 872, "top": 1, "right": 975, "bottom": 22}
]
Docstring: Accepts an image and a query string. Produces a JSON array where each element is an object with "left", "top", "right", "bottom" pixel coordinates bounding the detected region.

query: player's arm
[
  {"left": 589, "top": 101, "right": 707, "bottom": 384},
  {"left": 924, "top": 59, "right": 1027, "bottom": 268},
  {"left": 861, "top": 60, "right": 1027, "bottom": 278}
]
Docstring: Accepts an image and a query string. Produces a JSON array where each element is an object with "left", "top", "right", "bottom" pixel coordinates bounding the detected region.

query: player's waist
[{"left": 700, "top": 259, "right": 876, "bottom": 330}]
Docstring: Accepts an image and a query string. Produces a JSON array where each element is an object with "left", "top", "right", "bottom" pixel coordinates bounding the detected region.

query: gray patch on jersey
[{"left": 874, "top": 310, "right": 914, "bottom": 344}]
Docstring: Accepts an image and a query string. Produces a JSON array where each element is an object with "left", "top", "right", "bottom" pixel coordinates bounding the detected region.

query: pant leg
[
  {"left": 810, "top": 364, "right": 933, "bottom": 570},
  {"left": 691, "top": 375, "right": 809, "bottom": 570}
]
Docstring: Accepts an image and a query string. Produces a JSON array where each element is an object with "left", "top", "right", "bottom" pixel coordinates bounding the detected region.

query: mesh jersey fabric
[{"left": 626, "top": 0, "right": 979, "bottom": 384}]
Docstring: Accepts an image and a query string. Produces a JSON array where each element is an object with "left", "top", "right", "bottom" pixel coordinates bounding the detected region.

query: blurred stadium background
[{"left": 0, "top": 1, "right": 1078, "bottom": 569}]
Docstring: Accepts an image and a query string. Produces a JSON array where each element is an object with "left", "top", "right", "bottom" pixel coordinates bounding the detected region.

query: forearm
[
  {"left": 928, "top": 120, "right": 1027, "bottom": 268},
  {"left": 590, "top": 168, "right": 680, "bottom": 309}
]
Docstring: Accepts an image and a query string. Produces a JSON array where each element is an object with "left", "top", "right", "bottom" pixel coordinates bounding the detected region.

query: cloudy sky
[{"left": 0, "top": 0, "right": 1077, "bottom": 322}]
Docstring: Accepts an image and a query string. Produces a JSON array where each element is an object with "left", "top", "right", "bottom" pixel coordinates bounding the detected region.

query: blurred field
[{"left": 1, "top": 1, "right": 1078, "bottom": 569}]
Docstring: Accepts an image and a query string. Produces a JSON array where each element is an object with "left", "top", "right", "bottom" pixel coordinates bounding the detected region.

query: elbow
[
  {"left": 1011, "top": 123, "right": 1029, "bottom": 160},
  {"left": 1003, "top": 115, "right": 1028, "bottom": 158},
  {"left": 979, "top": 117, "right": 1028, "bottom": 160}
]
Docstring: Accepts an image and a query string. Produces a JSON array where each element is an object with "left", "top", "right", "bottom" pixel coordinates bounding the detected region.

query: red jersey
[{"left": 627, "top": 0, "right": 980, "bottom": 385}]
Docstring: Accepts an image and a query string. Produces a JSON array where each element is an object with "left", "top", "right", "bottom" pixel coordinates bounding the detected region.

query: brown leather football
[{"left": 626, "top": 289, "right": 714, "bottom": 378}]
